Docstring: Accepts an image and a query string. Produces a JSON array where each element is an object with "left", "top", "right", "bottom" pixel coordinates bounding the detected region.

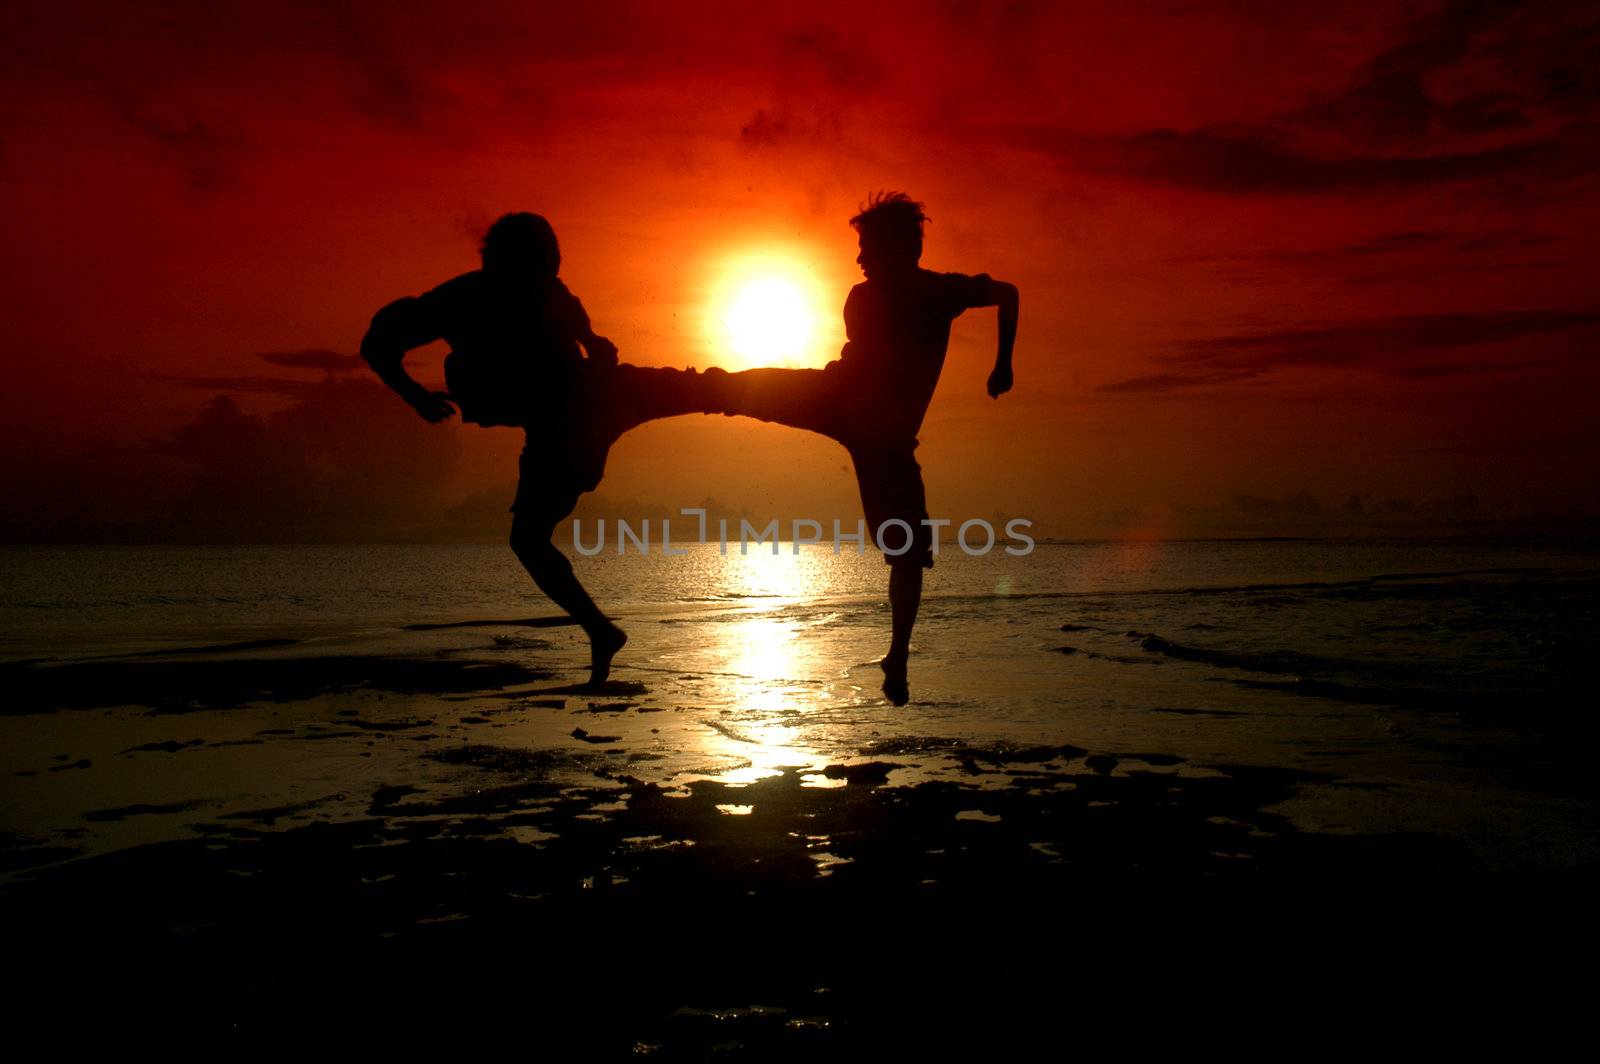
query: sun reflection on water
[{"left": 691, "top": 549, "right": 846, "bottom": 786}]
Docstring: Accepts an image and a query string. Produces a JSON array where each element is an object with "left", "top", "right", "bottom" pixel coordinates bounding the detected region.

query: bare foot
[
  {"left": 587, "top": 623, "right": 628, "bottom": 687},
  {"left": 880, "top": 654, "right": 909, "bottom": 706}
]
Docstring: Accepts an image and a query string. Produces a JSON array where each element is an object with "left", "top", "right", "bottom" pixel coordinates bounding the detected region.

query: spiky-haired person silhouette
[{"left": 722, "top": 193, "right": 1019, "bottom": 704}]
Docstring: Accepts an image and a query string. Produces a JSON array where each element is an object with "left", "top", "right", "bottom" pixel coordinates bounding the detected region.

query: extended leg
[
  {"left": 590, "top": 363, "right": 741, "bottom": 441},
  {"left": 568, "top": 364, "right": 844, "bottom": 490},
  {"left": 719, "top": 366, "right": 840, "bottom": 437},
  {"left": 508, "top": 495, "right": 626, "bottom": 687}
]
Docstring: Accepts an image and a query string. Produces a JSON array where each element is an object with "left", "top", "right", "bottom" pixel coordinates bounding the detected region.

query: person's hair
[
  {"left": 480, "top": 212, "right": 561, "bottom": 275},
  {"left": 850, "top": 191, "right": 929, "bottom": 255}
]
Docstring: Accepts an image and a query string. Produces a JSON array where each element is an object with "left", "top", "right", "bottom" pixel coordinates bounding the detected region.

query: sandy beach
[{"left": 5, "top": 571, "right": 1597, "bottom": 1052}]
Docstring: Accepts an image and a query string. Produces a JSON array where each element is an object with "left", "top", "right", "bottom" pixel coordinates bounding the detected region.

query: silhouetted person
[
  {"left": 722, "top": 193, "right": 1018, "bottom": 705},
  {"left": 361, "top": 212, "right": 722, "bottom": 686}
]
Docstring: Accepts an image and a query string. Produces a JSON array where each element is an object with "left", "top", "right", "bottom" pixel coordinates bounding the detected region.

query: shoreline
[{"left": 5, "top": 593, "right": 1598, "bottom": 1049}]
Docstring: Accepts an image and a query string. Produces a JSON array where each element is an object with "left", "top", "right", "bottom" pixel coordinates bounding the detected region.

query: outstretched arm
[
  {"left": 360, "top": 297, "right": 456, "bottom": 423},
  {"left": 978, "top": 278, "right": 1019, "bottom": 398}
]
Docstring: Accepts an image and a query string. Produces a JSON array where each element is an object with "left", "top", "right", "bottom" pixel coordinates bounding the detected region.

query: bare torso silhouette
[
  {"left": 436, "top": 271, "right": 587, "bottom": 426},
  {"left": 719, "top": 192, "right": 1019, "bottom": 704},
  {"left": 726, "top": 266, "right": 1006, "bottom": 561},
  {"left": 831, "top": 267, "right": 1000, "bottom": 438}
]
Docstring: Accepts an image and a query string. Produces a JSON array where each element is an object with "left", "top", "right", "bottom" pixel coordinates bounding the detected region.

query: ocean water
[
  {"left": 4, "top": 539, "right": 1595, "bottom": 698},
  {"left": 4, "top": 538, "right": 1599, "bottom": 869},
  {"left": 4, "top": 537, "right": 1596, "bottom": 734}
]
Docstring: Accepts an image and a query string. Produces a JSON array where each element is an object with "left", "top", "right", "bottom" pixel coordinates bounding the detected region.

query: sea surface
[
  {"left": 3, "top": 538, "right": 1595, "bottom": 698},
  {"left": 4, "top": 538, "right": 1599, "bottom": 868}
]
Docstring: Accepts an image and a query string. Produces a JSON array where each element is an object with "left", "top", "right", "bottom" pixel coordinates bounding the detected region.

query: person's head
[
  {"left": 480, "top": 212, "right": 561, "bottom": 277},
  {"left": 850, "top": 191, "right": 928, "bottom": 279}
]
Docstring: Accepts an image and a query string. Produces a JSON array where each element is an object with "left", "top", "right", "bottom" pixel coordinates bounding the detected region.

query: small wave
[
  {"left": 1051, "top": 645, "right": 1161, "bottom": 666},
  {"left": 405, "top": 617, "right": 576, "bottom": 631},
  {"left": 1225, "top": 676, "right": 1530, "bottom": 715},
  {"left": 70, "top": 638, "right": 303, "bottom": 662},
  {"left": 920, "top": 566, "right": 1574, "bottom": 606},
  {"left": 674, "top": 592, "right": 790, "bottom": 602},
  {"left": 1132, "top": 632, "right": 1370, "bottom": 678}
]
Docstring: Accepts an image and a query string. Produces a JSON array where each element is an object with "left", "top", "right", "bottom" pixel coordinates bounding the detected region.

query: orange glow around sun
[{"left": 706, "top": 248, "right": 837, "bottom": 369}]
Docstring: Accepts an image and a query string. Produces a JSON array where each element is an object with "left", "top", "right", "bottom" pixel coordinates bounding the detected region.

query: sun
[
  {"left": 706, "top": 250, "right": 836, "bottom": 369},
  {"left": 725, "top": 277, "right": 812, "bottom": 364}
]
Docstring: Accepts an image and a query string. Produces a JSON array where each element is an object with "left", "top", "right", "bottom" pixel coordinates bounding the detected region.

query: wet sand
[{"left": 3, "top": 631, "right": 1596, "bottom": 1053}]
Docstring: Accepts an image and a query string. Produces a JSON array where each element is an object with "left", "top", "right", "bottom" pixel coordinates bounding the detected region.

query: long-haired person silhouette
[
  {"left": 720, "top": 193, "right": 1019, "bottom": 704},
  {"left": 360, "top": 212, "right": 725, "bottom": 686}
]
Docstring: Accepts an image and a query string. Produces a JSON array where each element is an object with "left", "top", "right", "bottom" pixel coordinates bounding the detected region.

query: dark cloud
[
  {"left": 14, "top": 0, "right": 1590, "bottom": 200},
  {"left": 1169, "top": 229, "right": 1565, "bottom": 284},
  {"left": 1102, "top": 309, "right": 1600, "bottom": 392},
  {"left": 1013, "top": 123, "right": 1557, "bottom": 194},
  {"left": 159, "top": 376, "right": 328, "bottom": 399},
  {"left": 989, "top": 1, "right": 1596, "bottom": 196},
  {"left": 1229, "top": 491, "right": 1323, "bottom": 517},
  {"left": 146, "top": 375, "right": 463, "bottom": 541},
  {"left": 1299, "top": 79, "right": 1531, "bottom": 144},
  {"left": 4, "top": 1, "right": 665, "bottom": 149},
  {"left": 259, "top": 349, "right": 368, "bottom": 374},
  {"left": 735, "top": 22, "right": 877, "bottom": 151},
  {"left": 1385, "top": 361, "right": 1492, "bottom": 380},
  {"left": 114, "top": 107, "right": 246, "bottom": 193},
  {"left": 737, "top": 105, "right": 845, "bottom": 151},
  {"left": 1097, "top": 369, "right": 1262, "bottom": 395},
  {"left": 1505, "top": 8, "right": 1600, "bottom": 114},
  {"left": 1448, "top": 230, "right": 1564, "bottom": 253},
  {"left": 775, "top": 24, "right": 880, "bottom": 94},
  {"left": 1287, "top": 0, "right": 1532, "bottom": 147},
  {"left": 164, "top": 351, "right": 378, "bottom": 395},
  {"left": 740, "top": 108, "right": 799, "bottom": 149},
  {"left": 1172, "top": 309, "right": 1600, "bottom": 369},
  {"left": 325, "top": 2, "right": 438, "bottom": 130},
  {"left": 1219, "top": 229, "right": 1559, "bottom": 262},
  {"left": 1155, "top": 488, "right": 1570, "bottom": 537}
]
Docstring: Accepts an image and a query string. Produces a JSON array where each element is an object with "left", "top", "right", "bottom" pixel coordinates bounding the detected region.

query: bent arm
[
  {"left": 977, "top": 278, "right": 1018, "bottom": 398},
  {"left": 360, "top": 297, "right": 456, "bottom": 422},
  {"left": 553, "top": 281, "right": 620, "bottom": 369}
]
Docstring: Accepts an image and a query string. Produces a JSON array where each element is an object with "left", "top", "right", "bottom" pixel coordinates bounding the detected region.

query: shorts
[
  {"left": 728, "top": 366, "right": 934, "bottom": 568},
  {"left": 847, "top": 441, "right": 934, "bottom": 568}
]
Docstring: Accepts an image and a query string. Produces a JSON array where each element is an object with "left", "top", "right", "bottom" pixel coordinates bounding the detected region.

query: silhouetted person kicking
[
  {"left": 361, "top": 212, "right": 722, "bottom": 686},
  {"left": 722, "top": 193, "right": 1018, "bottom": 705}
]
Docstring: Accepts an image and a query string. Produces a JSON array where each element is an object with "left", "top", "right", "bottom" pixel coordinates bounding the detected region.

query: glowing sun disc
[{"left": 723, "top": 277, "right": 813, "bottom": 364}]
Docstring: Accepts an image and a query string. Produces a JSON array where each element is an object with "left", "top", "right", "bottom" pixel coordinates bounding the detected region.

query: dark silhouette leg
[
  {"left": 880, "top": 562, "right": 921, "bottom": 705},
  {"left": 502, "top": 365, "right": 736, "bottom": 687},
  {"left": 717, "top": 367, "right": 840, "bottom": 436},
  {"left": 590, "top": 363, "right": 741, "bottom": 441},
  {"left": 707, "top": 367, "right": 934, "bottom": 704},
  {"left": 848, "top": 445, "right": 931, "bottom": 706},
  {"left": 509, "top": 504, "right": 626, "bottom": 687}
]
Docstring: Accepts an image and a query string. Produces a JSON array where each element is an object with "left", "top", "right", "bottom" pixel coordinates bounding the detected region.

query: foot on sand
[
  {"left": 587, "top": 623, "right": 628, "bottom": 688},
  {"left": 880, "top": 654, "right": 910, "bottom": 706}
]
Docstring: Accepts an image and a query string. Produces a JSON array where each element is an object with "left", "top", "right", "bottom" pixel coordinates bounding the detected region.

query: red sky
[{"left": 4, "top": 0, "right": 1598, "bottom": 541}]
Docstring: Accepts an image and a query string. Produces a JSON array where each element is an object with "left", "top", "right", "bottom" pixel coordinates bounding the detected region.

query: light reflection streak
[{"left": 687, "top": 549, "right": 841, "bottom": 786}]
